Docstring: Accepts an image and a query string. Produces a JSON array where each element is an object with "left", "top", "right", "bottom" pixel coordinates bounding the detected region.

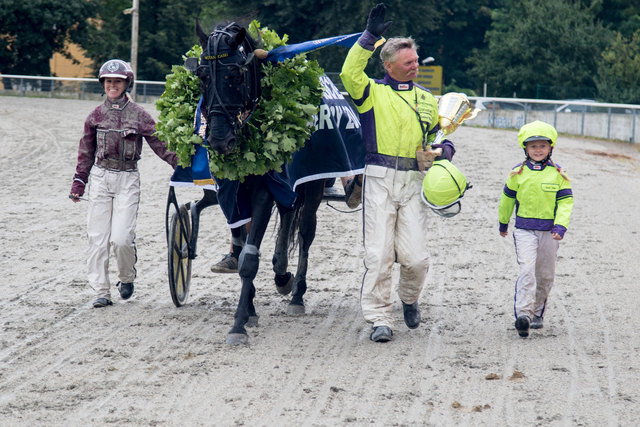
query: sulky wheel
[{"left": 168, "top": 204, "right": 192, "bottom": 307}]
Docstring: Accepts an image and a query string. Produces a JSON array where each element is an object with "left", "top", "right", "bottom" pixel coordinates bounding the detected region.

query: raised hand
[{"left": 366, "top": 3, "right": 392, "bottom": 37}]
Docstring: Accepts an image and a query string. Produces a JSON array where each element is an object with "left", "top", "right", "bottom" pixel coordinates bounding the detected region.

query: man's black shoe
[
  {"left": 402, "top": 301, "right": 421, "bottom": 329},
  {"left": 93, "top": 298, "right": 113, "bottom": 308},
  {"left": 117, "top": 282, "right": 134, "bottom": 300}
]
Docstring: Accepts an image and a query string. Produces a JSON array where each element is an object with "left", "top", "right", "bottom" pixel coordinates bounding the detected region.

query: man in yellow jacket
[{"left": 341, "top": 3, "right": 449, "bottom": 342}]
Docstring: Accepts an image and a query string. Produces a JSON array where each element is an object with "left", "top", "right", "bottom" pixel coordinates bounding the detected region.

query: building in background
[{"left": 49, "top": 43, "right": 94, "bottom": 78}]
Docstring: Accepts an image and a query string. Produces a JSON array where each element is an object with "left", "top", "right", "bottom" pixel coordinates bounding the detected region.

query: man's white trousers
[{"left": 361, "top": 165, "right": 430, "bottom": 328}]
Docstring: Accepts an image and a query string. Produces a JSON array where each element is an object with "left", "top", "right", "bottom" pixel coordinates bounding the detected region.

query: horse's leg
[
  {"left": 287, "top": 179, "right": 324, "bottom": 315},
  {"left": 230, "top": 225, "right": 246, "bottom": 253},
  {"left": 227, "top": 180, "right": 274, "bottom": 345},
  {"left": 272, "top": 204, "right": 295, "bottom": 295}
]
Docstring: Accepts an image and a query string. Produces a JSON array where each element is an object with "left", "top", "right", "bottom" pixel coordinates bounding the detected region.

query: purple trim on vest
[
  {"left": 515, "top": 217, "right": 554, "bottom": 231},
  {"left": 551, "top": 224, "right": 567, "bottom": 238},
  {"left": 358, "top": 109, "right": 378, "bottom": 155},
  {"left": 352, "top": 83, "right": 370, "bottom": 107},
  {"left": 524, "top": 159, "right": 548, "bottom": 171},
  {"left": 524, "top": 159, "right": 553, "bottom": 171},
  {"left": 413, "top": 82, "right": 431, "bottom": 92},
  {"left": 433, "top": 138, "right": 455, "bottom": 161},
  {"left": 374, "top": 74, "right": 414, "bottom": 91},
  {"left": 357, "top": 30, "right": 379, "bottom": 50},
  {"left": 503, "top": 185, "right": 516, "bottom": 198},
  {"left": 365, "top": 153, "right": 419, "bottom": 171},
  {"left": 557, "top": 188, "right": 572, "bottom": 199}
]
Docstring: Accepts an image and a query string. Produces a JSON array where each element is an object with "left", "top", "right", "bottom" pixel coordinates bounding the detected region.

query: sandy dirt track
[{"left": 1, "top": 95, "right": 639, "bottom": 426}]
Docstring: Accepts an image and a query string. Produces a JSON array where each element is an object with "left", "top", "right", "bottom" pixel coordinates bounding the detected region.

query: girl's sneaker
[
  {"left": 515, "top": 315, "right": 530, "bottom": 337},
  {"left": 530, "top": 315, "right": 544, "bottom": 329}
]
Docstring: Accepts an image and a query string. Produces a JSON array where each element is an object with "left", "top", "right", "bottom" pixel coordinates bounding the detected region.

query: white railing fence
[
  {"left": 2, "top": 74, "right": 639, "bottom": 142},
  {"left": 0, "top": 74, "right": 165, "bottom": 104},
  {"left": 468, "top": 96, "right": 640, "bottom": 143}
]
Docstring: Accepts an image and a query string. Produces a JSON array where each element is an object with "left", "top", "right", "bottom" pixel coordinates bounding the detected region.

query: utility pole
[{"left": 123, "top": 0, "right": 139, "bottom": 99}]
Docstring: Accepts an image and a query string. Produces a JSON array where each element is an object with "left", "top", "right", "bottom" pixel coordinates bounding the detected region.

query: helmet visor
[
  {"left": 431, "top": 201, "right": 461, "bottom": 218},
  {"left": 421, "top": 191, "right": 462, "bottom": 218}
]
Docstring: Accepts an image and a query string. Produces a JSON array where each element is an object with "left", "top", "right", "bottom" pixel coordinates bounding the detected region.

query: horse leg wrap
[
  {"left": 238, "top": 244, "right": 260, "bottom": 281},
  {"left": 231, "top": 235, "right": 245, "bottom": 247},
  {"left": 231, "top": 235, "right": 245, "bottom": 258}
]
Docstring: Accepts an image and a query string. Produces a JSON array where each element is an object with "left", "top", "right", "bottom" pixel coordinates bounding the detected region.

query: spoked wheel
[{"left": 168, "top": 204, "right": 192, "bottom": 307}]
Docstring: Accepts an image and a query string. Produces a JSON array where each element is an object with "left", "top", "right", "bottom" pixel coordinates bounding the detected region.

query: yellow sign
[{"left": 416, "top": 65, "right": 442, "bottom": 95}]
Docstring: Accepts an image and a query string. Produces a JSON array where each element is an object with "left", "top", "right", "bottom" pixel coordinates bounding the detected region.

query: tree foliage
[
  {"left": 420, "top": 0, "right": 501, "bottom": 94},
  {"left": 591, "top": 0, "right": 640, "bottom": 38},
  {"left": 210, "top": 0, "right": 441, "bottom": 78},
  {"left": 0, "top": 0, "right": 97, "bottom": 76},
  {"left": 4, "top": 0, "right": 640, "bottom": 103},
  {"left": 78, "top": 0, "right": 203, "bottom": 81},
  {"left": 596, "top": 30, "right": 640, "bottom": 104},
  {"left": 468, "top": 0, "right": 612, "bottom": 99}
]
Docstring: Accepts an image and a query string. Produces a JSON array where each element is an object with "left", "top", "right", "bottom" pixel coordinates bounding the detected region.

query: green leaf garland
[
  {"left": 155, "top": 21, "right": 324, "bottom": 182},
  {"left": 155, "top": 44, "right": 203, "bottom": 168}
]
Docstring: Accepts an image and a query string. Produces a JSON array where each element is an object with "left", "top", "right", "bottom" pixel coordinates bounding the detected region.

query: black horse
[
  {"left": 191, "top": 22, "right": 323, "bottom": 344},
  {"left": 271, "top": 74, "right": 366, "bottom": 315},
  {"left": 193, "top": 20, "right": 350, "bottom": 345},
  {"left": 272, "top": 178, "right": 326, "bottom": 315}
]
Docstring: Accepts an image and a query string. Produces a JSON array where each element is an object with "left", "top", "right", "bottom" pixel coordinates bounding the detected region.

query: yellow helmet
[
  {"left": 421, "top": 160, "right": 470, "bottom": 218},
  {"left": 518, "top": 120, "right": 557, "bottom": 148}
]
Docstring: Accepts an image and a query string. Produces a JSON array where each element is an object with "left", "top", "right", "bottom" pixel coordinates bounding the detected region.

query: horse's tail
[{"left": 286, "top": 196, "right": 304, "bottom": 257}]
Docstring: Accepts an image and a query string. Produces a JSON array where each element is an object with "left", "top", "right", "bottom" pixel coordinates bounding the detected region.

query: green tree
[
  {"left": 468, "top": 0, "right": 612, "bottom": 99},
  {"left": 596, "top": 30, "right": 640, "bottom": 104},
  {"left": 419, "top": 0, "right": 501, "bottom": 93},
  {"left": 211, "top": 0, "right": 441, "bottom": 77},
  {"left": 0, "top": 0, "right": 97, "bottom": 76},
  {"left": 77, "top": 0, "right": 130, "bottom": 74},
  {"left": 591, "top": 0, "right": 640, "bottom": 38},
  {"left": 79, "top": 0, "right": 203, "bottom": 81}
]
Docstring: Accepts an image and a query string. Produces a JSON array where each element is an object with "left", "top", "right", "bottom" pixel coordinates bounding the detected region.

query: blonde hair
[{"left": 510, "top": 157, "right": 570, "bottom": 181}]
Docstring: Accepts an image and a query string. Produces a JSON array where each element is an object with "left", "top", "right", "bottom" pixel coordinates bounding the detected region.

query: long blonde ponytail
[{"left": 548, "top": 158, "right": 570, "bottom": 181}]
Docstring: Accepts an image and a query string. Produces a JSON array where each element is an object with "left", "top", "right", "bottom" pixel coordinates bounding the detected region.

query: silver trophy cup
[
  {"left": 416, "top": 92, "right": 480, "bottom": 170},
  {"left": 432, "top": 92, "right": 480, "bottom": 146}
]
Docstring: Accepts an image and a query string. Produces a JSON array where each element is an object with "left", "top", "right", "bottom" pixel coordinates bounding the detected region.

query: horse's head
[{"left": 194, "top": 20, "right": 261, "bottom": 155}]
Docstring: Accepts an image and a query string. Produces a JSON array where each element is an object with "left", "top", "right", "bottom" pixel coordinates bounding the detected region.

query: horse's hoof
[
  {"left": 286, "top": 303, "right": 305, "bottom": 316},
  {"left": 226, "top": 333, "right": 249, "bottom": 345},
  {"left": 246, "top": 315, "right": 259, "bottom": 327},
  {"left": 275, "top": 272, "right": 294, "bottom": 295}
]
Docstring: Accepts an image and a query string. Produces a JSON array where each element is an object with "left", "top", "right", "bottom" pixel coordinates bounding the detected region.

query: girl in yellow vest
[{"left": 498, "top": 120, "right": 573, "bottom": 337}]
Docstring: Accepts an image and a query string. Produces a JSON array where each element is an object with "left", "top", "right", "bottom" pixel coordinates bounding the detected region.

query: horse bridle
[{"left": 201, "top": 22, "right": 261, "bottom": 134}]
